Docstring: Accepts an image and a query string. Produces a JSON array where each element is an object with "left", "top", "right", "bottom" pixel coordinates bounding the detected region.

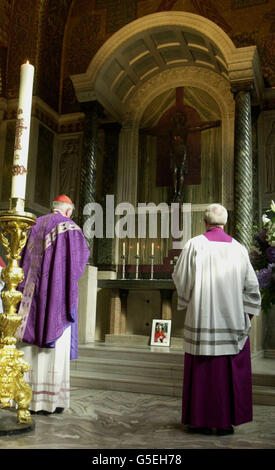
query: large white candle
[
  {"left": 136, "top": 242, "right": 139, "bottom": 256},
  {"left": 11, "top": 61, "right": 34, "bottom": 201},
  {"left": 122, "top": 242, "right": 125, "bottom": 256},
  {"left": 151, "top": 242, "right": 154, "bottom": 256}
]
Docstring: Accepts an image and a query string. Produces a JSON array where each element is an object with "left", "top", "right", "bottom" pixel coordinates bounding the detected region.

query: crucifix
[{"left": 140, "top": 87, "right": 221, "bottom": 203}]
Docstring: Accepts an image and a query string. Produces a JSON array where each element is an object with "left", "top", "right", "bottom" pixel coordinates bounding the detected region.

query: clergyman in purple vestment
[
  {"left": 16, "top": 195, "right": 90, "bottom": 414},
  {"left": 172, "top": 204, "right": 261, "bottom": 435}
]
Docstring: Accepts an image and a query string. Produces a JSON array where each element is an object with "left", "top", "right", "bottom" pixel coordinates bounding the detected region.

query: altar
[{"left": 97, "top": 279, "right": 175, "bottom": 336}]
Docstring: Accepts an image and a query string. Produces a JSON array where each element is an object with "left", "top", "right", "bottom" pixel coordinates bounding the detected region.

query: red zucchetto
[{"left": 54, "top": 195, "right": 73, "bottom": 204}]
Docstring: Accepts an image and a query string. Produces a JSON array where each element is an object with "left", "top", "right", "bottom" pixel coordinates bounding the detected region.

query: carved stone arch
[
  {"left": 127, "top": 67, "right": 234, "bottom": 122},
  {"left": 72, "top": 11, "right": 262, "bottom": 118},
  {"left": 73, "top": 11, "right": 235, "bottom": 92},
  {"left": 71, "top": 10, "right": 263, "bottom": 208}
]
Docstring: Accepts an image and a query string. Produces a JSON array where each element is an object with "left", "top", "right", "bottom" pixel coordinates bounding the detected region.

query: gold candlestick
[{"left": 0, "top": 203, "right": 36, "bottom": 425}]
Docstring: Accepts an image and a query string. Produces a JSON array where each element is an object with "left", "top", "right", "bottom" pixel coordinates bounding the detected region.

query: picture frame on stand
[{"left": 150, "top": 319, "right": 172, "bottom": 347}]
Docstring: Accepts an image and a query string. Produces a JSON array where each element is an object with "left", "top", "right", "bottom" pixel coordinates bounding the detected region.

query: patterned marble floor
[{"left": 0, "top": 387, "right": 275, "bottom": 451}]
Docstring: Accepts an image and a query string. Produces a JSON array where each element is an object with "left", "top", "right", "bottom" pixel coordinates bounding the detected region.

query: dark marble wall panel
[
  {"left": 6, "top": 0, "right": 41, "bottom": 99},
  {"left": 37, "top": 0, "right": 72, "bottom": 111},
  {"left": 34, "top": 123, "right": 54, "bottom": 208},
  {"left": 0, "top": 46, "right": 7, "bottom": 97}
]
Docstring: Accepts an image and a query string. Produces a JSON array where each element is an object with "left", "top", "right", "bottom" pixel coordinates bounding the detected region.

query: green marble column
[
  {"left": 234, "top": 91, "right": 253, "bottom": 250},
  {"left": 80, "top": 102, "right": 101, "bottom": 264}
]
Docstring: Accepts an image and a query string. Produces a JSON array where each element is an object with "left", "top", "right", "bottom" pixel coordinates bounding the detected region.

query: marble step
[
  {"left": 252, "top": 357, "right": 275, "bottom": 388},
  {"left": 71, "top": 369, "right": 182, "bottom": 397},
  {"left": 264, "top": 350, "right": 275, "bottom": 359},
  {"left": 253, "top": 372, "right": 275, "bottom": 387},
  {"left": 72, "top": 343, "right": 184, "bottom": 396},
  {"left": 77, "top": 342, "right": 185, "bottom": 364},
  {"left": 72, "top": 344, "right": 275, "bottom": 404},
  {"left": 71, "top": 355, "right": 184, "bottom": 380},
  {"left": 105, "top": 334, "right": 184, "bottom": 350},
  {"left": 71, "top": 369, "right": 275, "bottom": 404},
  {"left": 72, "top": 352, "right": 275, "bottom": 387},
  {"left": 252, "top": 386, "right": 275, "bottom": 406}
]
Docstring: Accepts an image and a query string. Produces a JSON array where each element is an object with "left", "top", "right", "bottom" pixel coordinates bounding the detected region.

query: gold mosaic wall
[{"left": 0, "top": 0, "right": 274, "bottom": 112}]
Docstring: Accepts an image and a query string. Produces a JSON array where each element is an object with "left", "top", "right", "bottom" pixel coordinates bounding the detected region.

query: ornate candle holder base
[
  {"left": 0, "top": 208, "right": 36, "bottom": 425},
  {"left": 0, "top": 408, "right": 35, "bottom": 436}
]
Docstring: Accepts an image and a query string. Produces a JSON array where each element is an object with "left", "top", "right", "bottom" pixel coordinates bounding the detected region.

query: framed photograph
[{"left": 150, "top": 319, "right": 172, "bottom": 347}]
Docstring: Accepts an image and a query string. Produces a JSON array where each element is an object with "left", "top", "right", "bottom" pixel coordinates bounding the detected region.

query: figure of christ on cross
[
  {"left": 169, "top": 109, "right": 221, "bottom": 202},
  {"left": 140, "top": 88, "right": 221, "bottom": 203}
]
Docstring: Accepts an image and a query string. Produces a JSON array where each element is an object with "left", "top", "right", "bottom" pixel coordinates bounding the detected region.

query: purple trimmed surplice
[
  {"left": 17, "top": 212, "right": 90, "bottom": 360},
  {"left": 181, "top": 227, "right": 253, "bottom": 429}
]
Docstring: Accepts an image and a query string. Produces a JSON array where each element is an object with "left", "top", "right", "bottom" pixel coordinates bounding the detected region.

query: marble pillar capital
[
  {"left": 228, "top": 46, "right": 264, "bottom": 105},
  {"left": 121, "top": 121, "right": 138, "bottom": 131},
  {"left": 231, "top": 81, "right": 254, "bottom": 97},
  {"left": 121, "top": 115, "right": 139, "bottom": 131},
  {"left": 80, "top": 100, "right": 105, "bottom": 119}
]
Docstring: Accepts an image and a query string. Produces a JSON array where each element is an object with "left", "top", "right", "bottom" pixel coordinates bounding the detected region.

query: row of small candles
[
  {"left": 122, "top": 242, "right": 156, "bottom": 257},
  {"left": 121, "top": 242, "right": 158, "bottom": 280}
]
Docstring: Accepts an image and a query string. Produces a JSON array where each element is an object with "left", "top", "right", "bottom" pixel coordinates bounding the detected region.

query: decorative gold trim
[
  {"left": 0, "top": 209, "right": 36, "bottom": 424},
  {"left": 44, "top": 221, "right": 81, "bottom": 251}
]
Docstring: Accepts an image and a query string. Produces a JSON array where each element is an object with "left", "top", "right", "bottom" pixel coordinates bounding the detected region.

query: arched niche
[
  {"left": 119, "top": 66, "right": 235, "bottom": 213},
  {"left": 138, "top": 84, "right": 225, "bottom": 209}
]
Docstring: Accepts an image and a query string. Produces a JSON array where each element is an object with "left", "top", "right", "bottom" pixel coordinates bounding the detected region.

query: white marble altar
[{"left": 78, "top": 265, "right": 98, "bottom": 343}]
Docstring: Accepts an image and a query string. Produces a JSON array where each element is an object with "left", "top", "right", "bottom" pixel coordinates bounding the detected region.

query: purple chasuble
[
  {"left": 182, "top": 227, "right": 252, "bottom": 428},
  {"left": 17, "top": 212, "right": 90, "bottom": 359}
]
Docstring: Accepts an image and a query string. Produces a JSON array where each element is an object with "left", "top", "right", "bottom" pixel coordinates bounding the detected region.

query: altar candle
[
  {"left": 11, "top": 60, "right": 34, "bottom": 200},
  {"left": 122, "top": 242, "right": 125, "bottom": 256},
  {"left": 136, "top": 242, "right": 139, "bottom": 256},
  {"left": 151, "top": 242, "right": 154, "bottom": 256}
]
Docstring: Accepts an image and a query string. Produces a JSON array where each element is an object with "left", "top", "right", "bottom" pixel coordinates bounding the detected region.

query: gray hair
[
  {"left": 52, "top": 200, "right": 75, "bottom": 213},
  {"left": 204, "top": 203, "right": 228, "bottom": 226}
]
